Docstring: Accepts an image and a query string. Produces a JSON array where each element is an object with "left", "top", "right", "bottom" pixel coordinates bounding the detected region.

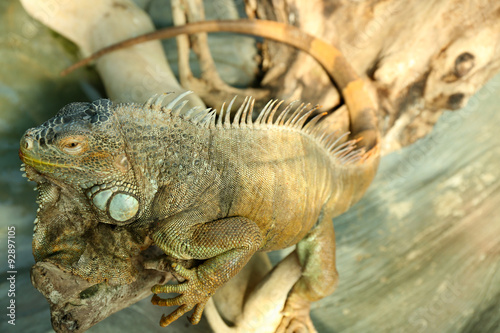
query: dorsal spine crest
[{"left": 141, "top": 92, "right": 365, "bottom": 164}]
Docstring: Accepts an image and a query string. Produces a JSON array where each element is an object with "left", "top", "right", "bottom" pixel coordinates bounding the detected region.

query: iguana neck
[{"left": 116, "top": 105, "right": 215, "bottom": 218}]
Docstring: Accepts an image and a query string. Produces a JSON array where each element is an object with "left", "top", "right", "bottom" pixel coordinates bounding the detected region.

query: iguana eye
[{"left": 60, "top": 136, "right": 88, "bottom": 155}]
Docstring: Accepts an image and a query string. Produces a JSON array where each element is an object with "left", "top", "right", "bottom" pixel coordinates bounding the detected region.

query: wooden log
[{"left": 246, "top": 0, "right": 500, "bottom": 154}]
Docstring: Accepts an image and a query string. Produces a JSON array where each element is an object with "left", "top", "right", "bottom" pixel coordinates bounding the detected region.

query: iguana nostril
[{"left": 22, "top": 137, "right": 34, "bottom": 150}]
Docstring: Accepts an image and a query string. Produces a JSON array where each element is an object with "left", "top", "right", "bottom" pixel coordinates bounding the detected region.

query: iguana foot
[
  {"left": 276, "top": 295, "right": 317, "bottom": 333},
  {"left": 151, "top": 263, "right": 213, "bottom": 327}
]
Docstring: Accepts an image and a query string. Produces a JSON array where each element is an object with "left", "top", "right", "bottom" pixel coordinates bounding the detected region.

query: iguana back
[{"left": 109, "top": 94, "right": 378, "bottom": 252}]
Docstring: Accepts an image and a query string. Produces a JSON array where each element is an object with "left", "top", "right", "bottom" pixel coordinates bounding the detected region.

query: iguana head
[{"left": 19, "top": 99, "right": 140, "bottom": 225}]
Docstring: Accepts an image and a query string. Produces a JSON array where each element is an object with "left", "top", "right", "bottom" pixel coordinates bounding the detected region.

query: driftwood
[
  {"left": 17, "top": 0, "right": 500, "bottom": 332},
  {"left": 30, "top": 250, "right": 170, "bottom": 332}
]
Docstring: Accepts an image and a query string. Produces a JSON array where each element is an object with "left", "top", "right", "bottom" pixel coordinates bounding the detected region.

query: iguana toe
[
  {"left": 151, "top": 263, "right": 213, "bottom": 327},
  {"left": 276, "top": 297, "right": 317, "bottom": 333}
]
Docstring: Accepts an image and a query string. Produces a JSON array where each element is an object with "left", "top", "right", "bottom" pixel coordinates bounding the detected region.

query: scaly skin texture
[{"left": 20, "top": 19, "right": 380, "bottom": 331}]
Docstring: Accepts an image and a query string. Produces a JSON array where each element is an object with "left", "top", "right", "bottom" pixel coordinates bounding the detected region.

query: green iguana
[{"left": 19, "top": 19, "right": 380, "bottom": 330}]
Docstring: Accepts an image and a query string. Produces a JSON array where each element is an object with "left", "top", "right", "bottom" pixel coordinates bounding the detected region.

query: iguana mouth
[
  {"left": 19, "top": 149, "right": 84, "bottom": 172},
  {"left": 19, "top": 159, "right": 64, "bottom": 217},
  {"left": 19, "top": 153, "right": 49, "bottom": 184},
  {"left": 22, "top": 155, "right": 70, "bottom": 168}
]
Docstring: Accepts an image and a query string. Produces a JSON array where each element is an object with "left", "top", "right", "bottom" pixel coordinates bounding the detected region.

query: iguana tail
[{"left": 62, "top": 19, "right": 379, "bottom": 154}]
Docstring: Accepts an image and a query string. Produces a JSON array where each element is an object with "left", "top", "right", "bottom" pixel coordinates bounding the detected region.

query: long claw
[
  {"left": 159, "top": 304, "right": 193, "bottom": 327},
  {"left": 151, "top": 294, "right": 161, "bottom": 305},
  {"left": 150, "top": 263, "right": 214, "bottom": 327},
  {"left": 188, "top": 302, "right": 207, "bottom": 325}
]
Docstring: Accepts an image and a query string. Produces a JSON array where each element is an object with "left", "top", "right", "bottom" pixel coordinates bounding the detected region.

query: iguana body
[{"left": 20, "top": 19, "right": 380, "bottom": 330}]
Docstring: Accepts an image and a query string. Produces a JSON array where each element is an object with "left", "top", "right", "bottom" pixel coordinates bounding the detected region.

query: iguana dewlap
[{"left": 20, "top": 19, "right": 380, "bottom": 330}]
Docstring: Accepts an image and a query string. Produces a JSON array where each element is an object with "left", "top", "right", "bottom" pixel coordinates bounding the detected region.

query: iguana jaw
[
  {"left": 19, "top": 150, "right": 83, "bottom": 205},
  {"left": 19, "top": 149, "right": 50, "bottom": 183},
  {"left": 21, "top": 154, "right": 63, "bottom": 168},
  {"left": 19, "top": 148, "right": 85, "bottom": 174}
]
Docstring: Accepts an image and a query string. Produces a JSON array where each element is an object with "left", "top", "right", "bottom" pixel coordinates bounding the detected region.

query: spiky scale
[
  {"left": 217, "top": 102, "right": 226, "bottom": 128},
  {"left": 208, "top": 110, "right": 217, "bottom": 129},
  {"left": 294, "top": 106, "right": 318, "bottom": 129},
  {"left": 303, "top": 112, "right": 326, "bottom": 134},
  {"left": 275, "top": 102, "right": 293, "bottom": 126},
  {"left": 284, "top": 103, "right": 305, "bottom": 127},
  {"left": 224, "top": 97, "right": 236, "bottom": 129},
  {"left": 246, "top": 98, "right": 254, "bottom": 125},
  {"left": 144, "top": 93, "right": 159, "bottom": 109},
  {"left": 267, "top": 100, "right": 284, "bottom": 125},
  {"left": 172, "top": 100, "right": 189, "bottom": 116},
  {"left": 166, "top": 91, "right": 192, "bottom": 111},
  {"left": 232, "top": 96, "right": 248, "bottom": 127},
  {"left": 326, "top": 132, "right": 349, "bottom": 151},
  {"left": 255, "top": 99, "right": 273, "bottom": 125}
]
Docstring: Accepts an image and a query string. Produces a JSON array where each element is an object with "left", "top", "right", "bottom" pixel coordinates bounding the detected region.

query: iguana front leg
[{"left": 151, "top": 216, "right": 263, "bottom": 327}]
